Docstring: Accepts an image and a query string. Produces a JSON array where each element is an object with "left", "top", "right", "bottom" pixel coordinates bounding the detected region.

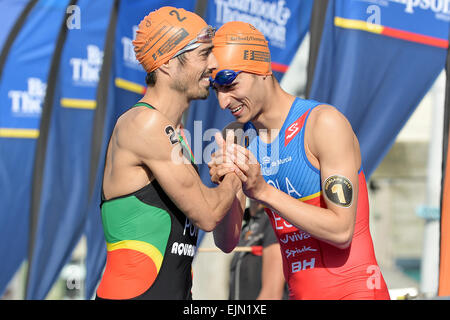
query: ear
[
  {"left": 158, "top": 60, "right": 172, "bottom": 75},
  {"left": 160, "top": 59, "right": 182, "bottom": 79}
]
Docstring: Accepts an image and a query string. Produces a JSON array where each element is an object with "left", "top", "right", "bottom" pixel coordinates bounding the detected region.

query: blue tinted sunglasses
[{"left": 210, "top": 69, "right": 242, "bottom": 87}]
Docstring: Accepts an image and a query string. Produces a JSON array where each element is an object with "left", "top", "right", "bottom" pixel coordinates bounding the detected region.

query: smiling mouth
[
  {"left": 201, "top": 71, "right": 212, "bottom": 80},
  {"left": 231, "top": 105, "right": 243, "bottom": 114},
  {"left": 200, "top": 75, "right": 211, "bottom": 85}
]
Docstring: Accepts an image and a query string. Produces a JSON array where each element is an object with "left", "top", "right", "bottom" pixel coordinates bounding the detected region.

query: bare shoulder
[
  {"left": 306, "top": 104, "right": 359, "bottom": 157},
  {"left": 306, "top": 104, "right": 356, "bottom": 143},
  {"left": 308, "top": 104, "right": 351, "bottom": 130},
  {"left": 118, "top": 106, "right": 169, "bottom": 135},
  {"left": 116, "top": 107, "right": 179, "bottom": 158}
]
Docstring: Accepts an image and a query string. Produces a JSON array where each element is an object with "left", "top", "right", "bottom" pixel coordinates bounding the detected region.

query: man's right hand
[{"left": 208, "top": 131, "right": 242, "bottom": 186}]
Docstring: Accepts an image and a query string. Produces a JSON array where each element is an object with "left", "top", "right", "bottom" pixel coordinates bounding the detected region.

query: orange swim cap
[
  {"left": 133, "top": 6, "right": 208, "bottom": 73},
  {"left": 212, "top": 21, "right": 272, "bottom": 78}
]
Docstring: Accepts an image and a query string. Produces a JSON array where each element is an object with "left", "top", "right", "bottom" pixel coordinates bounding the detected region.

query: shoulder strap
[
  {"left": 178, "top": 127, "right": 198, "bottom": 172},
  {"left": 133, "top": 101, "right": 156, "bottom": 110}
]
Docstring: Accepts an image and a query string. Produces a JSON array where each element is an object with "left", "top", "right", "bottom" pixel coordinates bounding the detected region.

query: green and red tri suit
[{"left": 96, "top": 102, "right": 198, "bottom": 300}]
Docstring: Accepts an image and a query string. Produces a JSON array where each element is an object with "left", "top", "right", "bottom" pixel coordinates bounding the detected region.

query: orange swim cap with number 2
[{"left": 133, "top": 7, "right": 208, "bottom": 73}]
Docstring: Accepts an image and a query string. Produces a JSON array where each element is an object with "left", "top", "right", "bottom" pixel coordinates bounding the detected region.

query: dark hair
[
  {"left": 144, "top": 53, "right": 188, "bottom": 87},
  {"left": 145, "top": 71, "right": 157, "bottom": 87}
]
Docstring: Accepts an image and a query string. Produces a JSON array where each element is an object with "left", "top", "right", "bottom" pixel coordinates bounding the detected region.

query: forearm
[
  {"left": 213, "top": 189, "right": 245, "bottom": 253},
  {"left": 257, "top": 184, "right": 353, "bottom": 248},
  {"left": 198, "top": 173, "right": 241, "bottom": 231}
]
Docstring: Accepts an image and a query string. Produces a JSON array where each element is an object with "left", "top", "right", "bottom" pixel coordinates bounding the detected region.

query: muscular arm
[
  {"left": 232, "top": 106, "right": 360, "bottom": 249},
  {"left": 124, "top": 109, "right": 241, "bottom": 232},
  {"left": 212, "top": 189, "right": 246, "bottom": 253},
  {"left": 210, "top": 127, "right": 247, "bottom": 253}
]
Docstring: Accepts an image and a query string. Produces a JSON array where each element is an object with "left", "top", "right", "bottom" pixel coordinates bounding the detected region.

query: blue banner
[
  {"left": 83, "top": 72, "right": 114, "bottom": 300},
  {"left": 25, "top": 0, "right": 114, "bottom": 300},
  {"left": 83, "top": 0, "right": 197, "bottom": 299},
  {"left": 309, "top": 0, "right": 448, "bottom": 178},
  {"left": 0, "top": 0, "right": 69, "bottom": 296},
  {"left": 336, "top": 0, "right": 449, "bottom": 41},
  {"left": 184, "top": 0, "right": 313, "bottom": 245},
  {"left": 0, "top": 0, "right": 30, "bottom": 51}
]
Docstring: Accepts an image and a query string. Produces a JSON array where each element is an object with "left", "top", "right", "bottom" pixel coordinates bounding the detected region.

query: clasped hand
[{"left": 208, "top": 130, "right": 266, "bottom": 200}]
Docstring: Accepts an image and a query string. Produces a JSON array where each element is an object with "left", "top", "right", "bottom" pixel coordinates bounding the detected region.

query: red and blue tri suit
[{"left": 244, "top": 98, "right": 390, "bottom": 300}]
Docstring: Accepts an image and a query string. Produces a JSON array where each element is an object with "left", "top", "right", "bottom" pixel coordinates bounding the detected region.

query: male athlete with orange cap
[
  {"left": 208, "top": 21, "right": 391, "bottom": 300},
  {"left": 95, "top": 7, "right": 243, "bottom": 300}
]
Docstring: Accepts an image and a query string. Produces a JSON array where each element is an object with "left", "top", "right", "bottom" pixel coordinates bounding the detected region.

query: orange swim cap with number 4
[
  {"left": 212, "top": 21, "right": 272, "bottom": 78},
  {"left": 133, "top": 6, "right": 211, "bottom": 73}
]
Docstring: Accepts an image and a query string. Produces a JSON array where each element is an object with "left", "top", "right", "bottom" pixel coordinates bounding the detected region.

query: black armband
[{"left": 323, "top": 175, "right": 353, "bottom": 207}]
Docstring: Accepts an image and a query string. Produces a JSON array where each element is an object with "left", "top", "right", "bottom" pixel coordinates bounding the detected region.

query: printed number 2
[
  {"left": 169, "top": 9, "right": 186, "bottom": 22},
  {"left": 331, "top": 184, "right": 346, "bottom": 204}
]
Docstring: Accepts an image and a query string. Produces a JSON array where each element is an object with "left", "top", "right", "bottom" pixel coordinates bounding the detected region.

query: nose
[
  {"left": 216, "top": 91, "right": 231, "bottom": 110},
  {"left": 208, "top": 51, "right": 219, "bottom": 71}
]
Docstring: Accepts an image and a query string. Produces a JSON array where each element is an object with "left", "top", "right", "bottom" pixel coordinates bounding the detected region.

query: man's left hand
[{"left": 227, "top": 144, "right": 268, "bottom": 200}]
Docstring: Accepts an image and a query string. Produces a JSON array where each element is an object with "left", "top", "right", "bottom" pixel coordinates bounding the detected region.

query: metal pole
[{"left": 419, "top": 71, "right": 446, "bottom": 298}]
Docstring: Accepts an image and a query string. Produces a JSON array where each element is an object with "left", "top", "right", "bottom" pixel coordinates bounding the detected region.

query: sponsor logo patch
[{"left": 284, "top": 110, "right": 309, "bottom": 147}]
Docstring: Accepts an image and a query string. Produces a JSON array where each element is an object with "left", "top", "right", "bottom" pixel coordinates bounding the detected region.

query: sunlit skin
[
  {"left": 205, "top": 20, "right": 389, "bottom": 299},
  {"left": 171, "top": 43, "right": 217, "bottom": 101},
  {"left": 212, "top": 73, "right": 268, "bottom": 124},
  {"left": 140, "top": 42, "right": 218, "bottom": 126},
  {"left": 101, "top": 41, "right": 243, "bottom": 234},
  {"left": 210, "top": 72, "right": 362, "bottom": 250},
  {"left": 212, "top": 72, "right": 295, "bottom": 142}
]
